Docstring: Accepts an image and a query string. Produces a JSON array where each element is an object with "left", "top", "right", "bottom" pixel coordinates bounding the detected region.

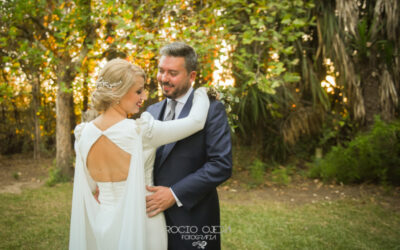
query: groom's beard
[{"left": 160, "top": 81, "right": 191, "bottom": 99}]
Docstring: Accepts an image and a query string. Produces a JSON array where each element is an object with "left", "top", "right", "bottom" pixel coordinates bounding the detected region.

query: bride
[{"left": 69, "top": 58, "right": 210, "bottom": 250}]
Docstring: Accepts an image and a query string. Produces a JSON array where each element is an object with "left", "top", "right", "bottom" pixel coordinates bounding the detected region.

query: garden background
[{"left": 1, "top": 0, "right": 400, "bottom": 249}]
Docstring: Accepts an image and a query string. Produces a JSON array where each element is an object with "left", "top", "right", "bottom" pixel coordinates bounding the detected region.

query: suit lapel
[
  {"left": 177, "top": 90, "right": 194, "bottom": 119},
  {"left": 158, "top": 91, "right": 195, "bottom": 167},
  {"left": 149, "top": 99, "right": 167, "bottom": 121},
  {"left": 151, "top": 99, "right": 167, "bottom": 173}
]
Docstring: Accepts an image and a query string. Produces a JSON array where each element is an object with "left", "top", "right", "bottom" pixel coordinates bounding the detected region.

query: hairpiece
[{"left": 96, "top": 77, "right": 122, "bottom": 89}]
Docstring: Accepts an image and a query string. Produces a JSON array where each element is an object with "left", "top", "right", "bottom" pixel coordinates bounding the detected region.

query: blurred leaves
[{"left": 0, "top": 0, "right": 398, "bottom": 169}]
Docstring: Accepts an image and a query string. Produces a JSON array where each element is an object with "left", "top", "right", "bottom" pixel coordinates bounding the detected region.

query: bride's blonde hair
[{"left": 90, "top": 58, "right": 146, "bottom": 113}]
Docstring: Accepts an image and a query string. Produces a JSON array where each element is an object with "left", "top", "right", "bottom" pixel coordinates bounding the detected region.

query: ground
[
  {"left": 1, "top": 154, "right": 399, "bottom": 211},
  {"left": 0, "top": 154, "right": 51, "bottom": 194},
  {"left": 220, "top": 175, "right": 400, "bottom": 212}
]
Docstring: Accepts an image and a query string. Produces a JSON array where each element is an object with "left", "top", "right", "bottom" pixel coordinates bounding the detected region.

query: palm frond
[
  {"left": 380, "top": 67, "right": 398, "bottom": 120},
  {"left": 336, "top": 0, "right": 359, "bottom": 38},
  {"left": 373, "top": 0, "right": 399, "bottom": 40},
  {"left": 282, "top": 106, "right": 324, "bottom": 145},
  {"left": 331, "top": 32, "right": 365, "bottom": 121},
  {"left": 300, "top": 52, "right": 330, "bottom": 111}
]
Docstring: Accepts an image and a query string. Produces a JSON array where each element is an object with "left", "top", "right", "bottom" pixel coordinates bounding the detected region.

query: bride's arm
[{"left": 140, "top": 87, "right": 210, "bottom": 148}]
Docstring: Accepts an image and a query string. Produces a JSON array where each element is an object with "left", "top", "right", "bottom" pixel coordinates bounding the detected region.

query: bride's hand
[{"left": 93, "top": 186, "right": 100, "bottom": 204}]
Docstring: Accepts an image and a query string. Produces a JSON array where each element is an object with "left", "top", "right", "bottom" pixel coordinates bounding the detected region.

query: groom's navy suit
[{"left": 147, "top": 90, "right": 232, "bottom": 250}]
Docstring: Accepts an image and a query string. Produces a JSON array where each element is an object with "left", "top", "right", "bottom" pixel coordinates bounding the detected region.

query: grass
[
  {"left": 0, "top": 183, "right": 72, "bottom": 250},
  {"left": 0, "top": 184, "right": 399, "bottom": 250},
  {"left": 221, "top": 200, "right": 400, "bottom": 249}
]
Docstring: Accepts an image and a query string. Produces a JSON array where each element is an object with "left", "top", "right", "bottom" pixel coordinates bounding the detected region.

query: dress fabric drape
[{"left": 69, "top": 120, "right": 146, "bottom": 250}]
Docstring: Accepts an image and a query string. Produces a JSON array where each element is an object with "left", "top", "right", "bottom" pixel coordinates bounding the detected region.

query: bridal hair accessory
[{"left": 96, "top": 77, "right": 122, "bottom": 89}]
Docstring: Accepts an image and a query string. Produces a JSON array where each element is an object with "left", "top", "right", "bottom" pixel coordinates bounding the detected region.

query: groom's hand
[{"left": 146, "top": 185, "right": 175, "bottom": 217}]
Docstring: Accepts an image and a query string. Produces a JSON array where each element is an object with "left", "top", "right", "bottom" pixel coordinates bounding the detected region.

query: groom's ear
[{"left": 189, "top": 71, "right": 196, "bottom": 83}]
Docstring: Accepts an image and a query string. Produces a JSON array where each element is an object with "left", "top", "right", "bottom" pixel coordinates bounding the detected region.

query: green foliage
[
  {"left": 12, "top": 172, "right": 20, "bottom": 180},
  {"left": 215, "top": 0, "right": 322, "bottom": 163},
  {"left": 211, "top": 85, "right": 240, "bottom": 134},
  {"left": 270, "top": 166, "right": 292, "bottom": 186},
  {"left": 46, "top": 159, "right": 71, "bottom": 186},
  {"left": 0, "top": 0, "right": 323, "bottom": 164},
  {"left": 1, "top": 0, "right": 399, "bottom": 172},
  {"left": 0, "top": 0, "right": 222, "bottom": 155},
  {"left": 249, "top": 159, "right": 266, "bottom": 186},
  {"left": 218, "top": 0, "right": 313, "bottom": 93},
  {"left": 309, "top": 117, "right": 400, "bottom": 185},
  {"left": 317, "top": 113, "right": 357, "bottom": 152}
]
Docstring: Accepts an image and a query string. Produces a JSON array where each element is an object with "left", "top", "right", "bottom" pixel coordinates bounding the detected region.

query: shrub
[
  {"left": 270, "top": 166, "right": 291, "bottom": 186},
  {"left": 46, "top": 159, "right": 71, "bottom": 187},
  {"left": 249, "top": 159, "right": 266, "bottom": 186},
  {"left": 309, "top": 117, "right": 400, "bottom": 185}
]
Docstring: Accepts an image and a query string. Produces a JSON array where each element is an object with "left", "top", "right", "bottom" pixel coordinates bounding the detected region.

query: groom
[{"left": 146, "top": 42, "right": 232, "bottom": 250}]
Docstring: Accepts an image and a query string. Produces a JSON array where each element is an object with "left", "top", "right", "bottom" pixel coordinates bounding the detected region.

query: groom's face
[{"left": 157, "top": 55, "right": 196, "bottom": 99}]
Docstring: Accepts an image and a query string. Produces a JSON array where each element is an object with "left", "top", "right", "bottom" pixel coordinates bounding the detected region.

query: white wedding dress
[{"left": 69, "top": 88, "right": 210, "bottom": 250}]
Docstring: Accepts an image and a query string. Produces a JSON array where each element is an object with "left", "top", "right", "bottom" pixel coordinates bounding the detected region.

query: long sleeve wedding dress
[{"left": 69, "top": 88, "right": 210, "bottom": 250}]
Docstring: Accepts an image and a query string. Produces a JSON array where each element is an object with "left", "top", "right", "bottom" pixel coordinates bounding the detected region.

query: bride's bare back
[{"left": 87, "top": 120, "right": 131, "bottom": 182}]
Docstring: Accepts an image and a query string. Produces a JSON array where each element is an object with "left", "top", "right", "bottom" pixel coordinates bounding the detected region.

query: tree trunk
[
  {"left": 362, "top": 71, "right": 381, "bottom": 128},
  {"left": 32, "top": 73, "right": 41, "bottom": 160},
  {"left": 56, "top": 64, "right": 74, "bottom": 178},
  {"left": 82, "top": 68, "right": 89, "bottom": 112},
  {"left": 70, "top": 92, "right": 76, "bottom": 147}
]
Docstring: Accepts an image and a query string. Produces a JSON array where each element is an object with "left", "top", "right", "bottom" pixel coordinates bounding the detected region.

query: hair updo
[{"left": 90, "top": 59, "right": 146, "bottom": 113}]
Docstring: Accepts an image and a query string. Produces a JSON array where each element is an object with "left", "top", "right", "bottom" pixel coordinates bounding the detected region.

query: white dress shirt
[{"left": 163, "top": 87, "right": 194, "bottom": 121}]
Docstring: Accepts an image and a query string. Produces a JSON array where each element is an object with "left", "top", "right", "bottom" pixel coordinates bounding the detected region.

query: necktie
[
  {"left": 160, "top": 99, "right": 177, "bottom": 162},
  {"left": 164, "top": 100, "right": 177, "bottom": 121}
]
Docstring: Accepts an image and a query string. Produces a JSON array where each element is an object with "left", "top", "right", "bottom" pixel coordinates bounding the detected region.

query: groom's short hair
[{"left": 160, "top": 42, "right": 198, "bottom": 73}]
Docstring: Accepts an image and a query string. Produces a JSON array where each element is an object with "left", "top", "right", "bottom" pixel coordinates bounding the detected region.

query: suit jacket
[{"left": 146, "top": 90, "right": 232, "bottom": 250}]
